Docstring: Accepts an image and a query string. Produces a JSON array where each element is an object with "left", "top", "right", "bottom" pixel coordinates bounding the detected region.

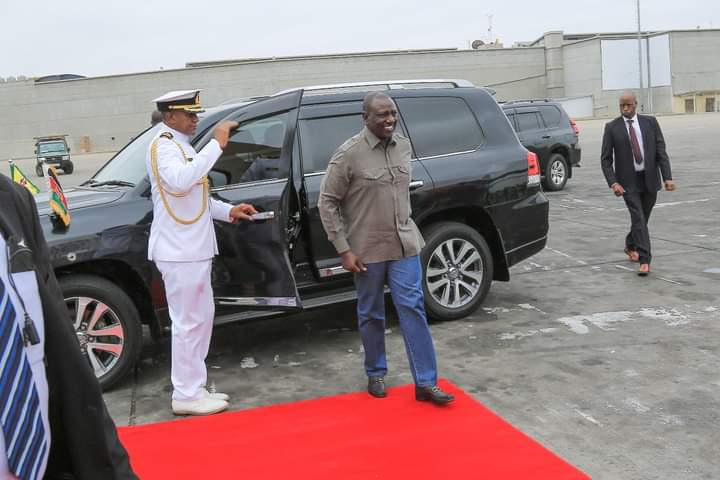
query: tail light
[
  {"left": 527, "top": 151, "right": 541, "bottom": 186},
  {"left": 570, "top": 119, "right": 580, "bottom": 135}
]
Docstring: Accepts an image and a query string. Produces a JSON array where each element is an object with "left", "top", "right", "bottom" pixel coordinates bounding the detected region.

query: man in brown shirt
[{"left": 318, "top": 92, "right": 453, "bottom": 405}]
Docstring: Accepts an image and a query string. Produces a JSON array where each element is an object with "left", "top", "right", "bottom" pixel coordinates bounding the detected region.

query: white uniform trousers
[{"left": 155, "top": 259, "right": 215, "bottom": 401}]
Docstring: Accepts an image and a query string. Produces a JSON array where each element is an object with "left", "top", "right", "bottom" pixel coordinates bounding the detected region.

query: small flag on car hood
[
  {"left": 46, "top": 165, "right": 70, "bottom": 227},
  {"left": 8, "top": 160, "right": 40, "bottom": 195}
]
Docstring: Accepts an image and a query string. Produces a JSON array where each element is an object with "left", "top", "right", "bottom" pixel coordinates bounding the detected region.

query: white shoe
[
  {"left": 203, "top": 388, "right": 229, "bottom": 401},
  {"left": 172, "top": 397, "right": 228, "bottom": 416}
]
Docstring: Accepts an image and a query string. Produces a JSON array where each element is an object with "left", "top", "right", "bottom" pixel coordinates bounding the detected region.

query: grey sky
[{"left": 1, "top": 0, "right": 718, "bottom": 78}]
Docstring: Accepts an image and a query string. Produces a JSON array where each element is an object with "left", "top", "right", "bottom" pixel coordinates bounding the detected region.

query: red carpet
[{"left": 119, "top": 380, "right": 590, "bottom": 479}]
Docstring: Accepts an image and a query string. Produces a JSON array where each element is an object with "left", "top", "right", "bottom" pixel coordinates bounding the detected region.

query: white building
[{"left": 1, "top": 28, "right": 719, "bottom": 159}]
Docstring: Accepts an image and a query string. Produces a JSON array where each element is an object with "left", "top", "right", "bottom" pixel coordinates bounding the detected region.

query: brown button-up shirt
[{"left": 318, "top": 127, "right": 425, "bottom": 264}]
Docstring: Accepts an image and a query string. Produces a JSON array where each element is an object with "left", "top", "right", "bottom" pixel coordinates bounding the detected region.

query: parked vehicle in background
[
  {"left": 34, "top": 134, "right": 73, "bottom": 176},
  {"left": 35, "top": 79, "right": 549, "bottom": 389},
  {"left": 501, "top": 100, "right": 581, "bottom": 191}
]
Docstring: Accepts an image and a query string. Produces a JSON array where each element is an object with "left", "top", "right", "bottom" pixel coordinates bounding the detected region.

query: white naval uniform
[
  {"left": 145, "top": 124, "right": 233, "bottom": 402},
  {"left": 0, "top": 234, "right": 50, "bottom": 480}
]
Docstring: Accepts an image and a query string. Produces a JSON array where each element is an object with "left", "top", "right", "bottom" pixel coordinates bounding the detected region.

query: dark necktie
[
  {"left": 0, "top": 274, "right": 48, "bottom": 480},
  {"left": 627, "top": 119, "right": 644, "bottom": 165}
]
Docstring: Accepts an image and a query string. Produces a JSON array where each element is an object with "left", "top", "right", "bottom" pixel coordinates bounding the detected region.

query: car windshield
[
  {"left": 88, "top": 102, "right": 250, "bottom": 187},
  {"left": 90, "top": 125, "right": 161, "bottom": 186},
  {"left": 38, "top": 141, "right": 67, "bottom": 155}
]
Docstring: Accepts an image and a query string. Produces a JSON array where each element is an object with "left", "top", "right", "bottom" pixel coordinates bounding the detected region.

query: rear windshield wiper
[{"left": 83, "top": 179, "right": 135, "bottom": 187}]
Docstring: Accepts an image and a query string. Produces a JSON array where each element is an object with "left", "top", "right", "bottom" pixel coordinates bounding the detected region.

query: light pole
[{"left": 636, "top": 0, "right": 645, "bottom": 111}]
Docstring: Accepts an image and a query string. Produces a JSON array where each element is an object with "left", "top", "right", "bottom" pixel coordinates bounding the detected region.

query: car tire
[
  {"left": 35, "top": 164, "right": 44, "bottom": 177},
  {"left": 62, "top": 160, "right": 74, "bottom": 174},
  {"left": 420, "top": 222, "right": 494, "bottom": 321},
  {"left": 543, "top": 153, "right": 568, "bottom": 191},
  {"left": 59, "top": 274, "right": 143, "bottom": 390}
]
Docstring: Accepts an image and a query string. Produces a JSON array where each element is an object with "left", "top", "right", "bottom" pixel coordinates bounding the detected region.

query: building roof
[
  {"left": 522, "top": 28, "right": 720, "bottom": 47},
  {"left": 185, "top": 48, "right": 460, "bottom": 68}
]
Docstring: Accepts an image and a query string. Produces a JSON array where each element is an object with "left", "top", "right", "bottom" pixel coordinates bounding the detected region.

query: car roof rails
[
  {"left": 216, "top": 95, "right": 270, "bottom": 106},
  {"left": 33, "top": 134, "right": 69, "bottom": 142},
  {"left": 501, "top": 99, "right": 554, "bottom": 105},
  {"left": 274, "top": 79, "right": 476, "bottom": 96}
]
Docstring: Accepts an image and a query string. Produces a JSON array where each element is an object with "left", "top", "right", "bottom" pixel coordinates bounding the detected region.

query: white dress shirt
[
  {"left": 145, "top": 125, "right": 234, "bottom": 262},
  {"left": 624, "top": 114, "right": 645, "bottom": 172},
  {"left": 0, "top": 234, "right": 50, "bottom": 480}
]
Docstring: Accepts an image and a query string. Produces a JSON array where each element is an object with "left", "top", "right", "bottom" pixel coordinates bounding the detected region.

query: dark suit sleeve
[
  {"left": 18, "top": 187, "right": 138, "bottom": 480},
  {"left": 600, "top": 122, "right": 617, "bottom": 187},
  {"left": 652, "top": 117, "right": 672, "bottom": 182}
]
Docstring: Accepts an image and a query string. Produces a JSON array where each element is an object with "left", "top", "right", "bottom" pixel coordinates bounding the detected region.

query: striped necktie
[
  {"left": 626, "top": 119, "right": 644, "bottom": 165},
  {"left": 0, "top": 274, "right": 48, "bottom": 480}
]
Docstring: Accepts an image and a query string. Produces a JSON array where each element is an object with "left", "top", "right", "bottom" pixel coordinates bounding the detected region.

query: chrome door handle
[{"left": 409, "top": 180, "right": 424, "bottom": 190}]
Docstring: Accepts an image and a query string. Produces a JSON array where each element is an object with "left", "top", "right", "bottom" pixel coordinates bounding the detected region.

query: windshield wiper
[{"left": 83, "top": 179, "right": 135, "bottom": 188}]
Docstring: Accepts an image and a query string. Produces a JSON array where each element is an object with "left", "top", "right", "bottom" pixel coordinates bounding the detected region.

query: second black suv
[
  {"left": 37, "top": 80, "right": 549, "bottom": 389},
  {"left": 501, "top": 100, "right": 581, "bottom": 191}
]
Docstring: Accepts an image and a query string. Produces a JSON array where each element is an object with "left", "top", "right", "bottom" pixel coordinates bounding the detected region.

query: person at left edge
[
  {"left": 0, "top": 173, "right": 137, "bottom": 479},
  {"left": 146, "top": 89, "right": 257, "bottom": 416}
]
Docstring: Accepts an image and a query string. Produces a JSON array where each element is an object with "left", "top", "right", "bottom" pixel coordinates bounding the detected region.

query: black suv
[
  {"left": 37, "top": 80, "right": 549, "bottom": 389},
  {"left": 501, "top": 100, "right": 581, "bottom": 191}
]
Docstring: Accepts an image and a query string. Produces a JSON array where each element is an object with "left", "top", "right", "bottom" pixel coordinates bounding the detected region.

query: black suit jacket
[
  {"left": 601, "top": 114, "right": 672, "bottom": 193},
  {"left": 0, "top": 174, "right": 137, "bottom": 480}
]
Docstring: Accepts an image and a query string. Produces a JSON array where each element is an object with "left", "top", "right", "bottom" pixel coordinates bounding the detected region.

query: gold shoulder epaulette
[{"left": 160, "top": 132, "right": 173, "bottom": 140}]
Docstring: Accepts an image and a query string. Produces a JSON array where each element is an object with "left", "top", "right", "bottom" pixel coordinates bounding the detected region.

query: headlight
[
  {"left": 62, "top": 155, "right": 69, "bottom": 160},
  {"left": 38, "top": 157, "right": 47, "bottom": 161}
]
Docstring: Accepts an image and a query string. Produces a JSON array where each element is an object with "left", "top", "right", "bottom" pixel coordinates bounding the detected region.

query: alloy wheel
[
  {"left": 65, "top": 296, "right": 125, "bottom": 379},
  {"left": 550, "top": 159, "right": 566, "bottom": 187},
  {"left": 425, "top": 238, "right": 484, "bottom": 309}
]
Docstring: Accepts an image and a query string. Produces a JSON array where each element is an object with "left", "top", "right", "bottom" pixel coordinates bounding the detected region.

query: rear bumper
[
  {"left": 492, "top": 190, "right": 549, "bottom": 268},
  {"left": 506, "top": 235, "right": 547, "bottom": 267},
  {"left": 569, "top": 144, "right": 582, "bottom": 167}
]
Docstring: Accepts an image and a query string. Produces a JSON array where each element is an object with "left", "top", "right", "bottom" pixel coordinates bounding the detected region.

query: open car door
[{"left": 193, "top": 90, "right": 303, "bottom": 314}]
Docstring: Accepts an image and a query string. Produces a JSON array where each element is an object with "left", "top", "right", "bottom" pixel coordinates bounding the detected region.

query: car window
[
  {"left": 212, "top": 111, "right": 289, "bottom": 185},
  {"left": 396, "top": 97, "right": 484, "bottom": 158},
  {"left": 91, "top": 108, "right": 235, "bottom": 187},
  {"left": 299, "top": 114, "right": 364, "bottom": 174},
  {"left": 538, "top": 106, "right": 562, "bottom": 127},
  {"left": 504, "top": 111, "right": 517, "bottom": 131},
  {"left": 38, "top": 142, "right": 67, "bottom": 155},
  {"left": 92, "top": 125, "right": 160, "bottom": 186},
  {"left": 516, "top": 112, "right": 542, "bottom": 132}
]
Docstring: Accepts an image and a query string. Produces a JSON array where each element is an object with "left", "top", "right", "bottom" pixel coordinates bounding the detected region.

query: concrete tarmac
[{"left": 44, "top": 114, "right": 720, "bottom": 479}]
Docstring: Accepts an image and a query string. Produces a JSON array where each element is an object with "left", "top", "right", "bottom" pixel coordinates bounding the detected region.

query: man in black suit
[
  {"left": 0, "top": 173, "right": 137, "bottom": 479},
  {"left": 601, "top": 90, "right": 676, "bottom": 276}
]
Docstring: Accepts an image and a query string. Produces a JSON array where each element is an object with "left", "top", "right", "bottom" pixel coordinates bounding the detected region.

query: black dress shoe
[
  {"left": 415, "top": 385, "right": 455, "bottom": 405},
  {"left": 368, "top": 376, "right": 387, "bottom": 398}
]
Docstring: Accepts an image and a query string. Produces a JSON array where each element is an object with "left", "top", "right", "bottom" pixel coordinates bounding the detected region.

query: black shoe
[
  {"left": 415, "top": 385, "right": 455, "bottom": 405},
  {"left": 368, "top": 376, "right": 387, "bottom": 398}
]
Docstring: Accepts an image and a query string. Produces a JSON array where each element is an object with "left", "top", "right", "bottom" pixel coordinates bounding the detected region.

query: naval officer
[{"left": 146, "top": 90, "right": 257, "bottom": 416}]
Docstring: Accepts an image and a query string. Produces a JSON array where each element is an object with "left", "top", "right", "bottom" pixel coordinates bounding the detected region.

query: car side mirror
[
  {"left": 34, "top": 149, "right": 37, "bottom": 155},
  {"left": 67, "top": 147, "right": 71, "bottom": 152},
  {"left": 208, "top": 170, "right": 230, "bottom": 188}
]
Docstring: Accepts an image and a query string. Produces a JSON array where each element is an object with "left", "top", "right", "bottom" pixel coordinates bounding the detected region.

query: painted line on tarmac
[
  {"left": 615, "top": 264, "right": 686, "bottom": 285},
  {"left": 515, "top": 250, "right": 709, "bottom": 276},
  {"left": 574, "top": 409, "right": 602, "bottom": 427},
  {"left": 546, "top": 247, "right": 588, "bottom": 265},
  {"left": 654, "top": 198, "right": 713, "bottom": 209},
  {"left": 656, "top": 276, "right": 684, "bottom": 285},
  {"left": 613, "top": 197, "right": 714, "bottom": 212}
]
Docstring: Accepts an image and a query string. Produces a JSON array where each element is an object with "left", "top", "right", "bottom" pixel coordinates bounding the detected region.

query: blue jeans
[{"left": 354, "top": 255, "right": 438, "bottom": 387}]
